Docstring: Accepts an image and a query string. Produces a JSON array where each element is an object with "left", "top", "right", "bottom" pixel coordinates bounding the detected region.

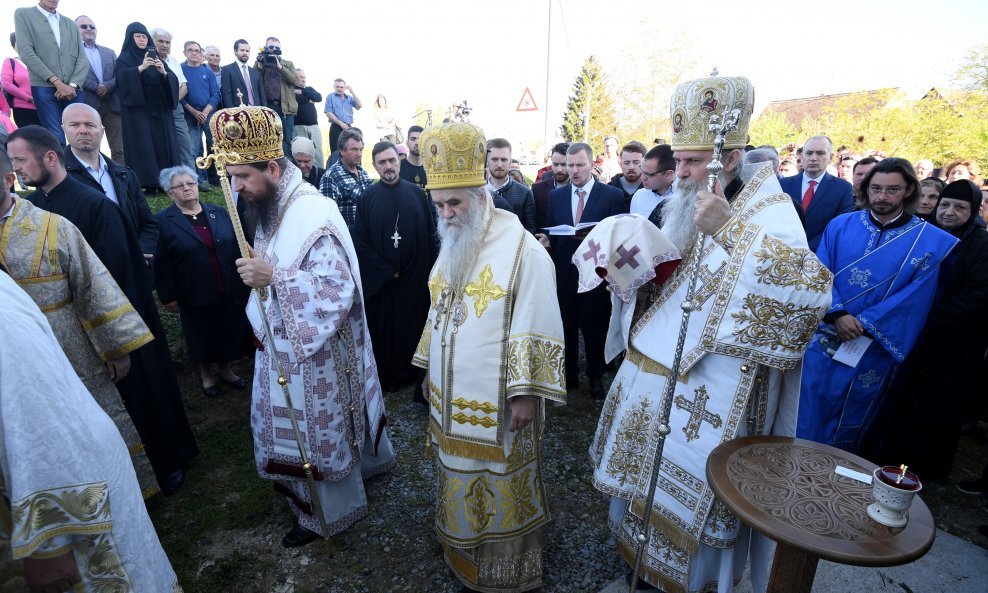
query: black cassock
[
  {"left": 115, "top": 23, "right": 182, "bottom": 189},
  {"left": 352, "top": 179, "right": 437, "bottom": 390},
  {"left": 28, "top": 176, "right": 199, "bottom": 482}
]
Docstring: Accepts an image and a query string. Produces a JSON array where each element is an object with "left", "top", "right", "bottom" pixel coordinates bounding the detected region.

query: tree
[
  {"left": 748, "top": 112, "right": 800, "bottom": 150},
  {"left": 561, "top": 55, "right": 618, "bottom": 152},
  {"left": 954, "top": 44, "right": 988, "bottom": 94}
]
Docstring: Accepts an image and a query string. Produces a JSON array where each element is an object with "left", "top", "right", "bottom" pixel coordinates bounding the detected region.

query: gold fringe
[
  {"left": 626, "top": 347, "right": 690, "bottom": 384},
  {"left": 617, "top": 538, "right": 687, "bottom": 593},
  {"left": 630, "top": 497, "right": 700, "bottom": 555},
  {"left": 429, "top": 421, "right": 505, "bottom": 463}
]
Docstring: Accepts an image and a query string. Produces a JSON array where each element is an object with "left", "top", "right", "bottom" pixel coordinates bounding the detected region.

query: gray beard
[
  {"left": 435, "top": 196, "right": 487, "bottom": 290},
  {"left": 661, "top": 179, "right": 700, "bottom": 252}
]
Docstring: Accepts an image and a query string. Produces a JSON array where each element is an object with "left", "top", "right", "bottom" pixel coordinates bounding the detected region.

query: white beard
[
  {"left": 435, "top": 194, "right": 487, "bottom": 290},
  {"left": 661, "top": 178, "right": 700, "bottom": 252}
]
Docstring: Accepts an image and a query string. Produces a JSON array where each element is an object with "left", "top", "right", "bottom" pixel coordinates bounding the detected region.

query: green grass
[{"left": 146, "top": 186, "right": 229, "bottom": 214}]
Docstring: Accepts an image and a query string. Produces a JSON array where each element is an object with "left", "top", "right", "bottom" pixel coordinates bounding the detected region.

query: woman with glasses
[{"left": 154, "top": 166, "right": 250, "bottom": 397}]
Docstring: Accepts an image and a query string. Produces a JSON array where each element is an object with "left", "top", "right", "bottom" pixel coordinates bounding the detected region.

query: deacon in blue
[{"left": 797, "top": 158, "right": 957, "bottom": 452}]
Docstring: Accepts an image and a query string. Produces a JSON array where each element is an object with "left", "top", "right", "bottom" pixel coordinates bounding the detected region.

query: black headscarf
[
  {"left": 117, "top": 22, "right": 153, "bottom": 69},
  {"left": 935, "top": 179, "right": 985, "bottom": 238}
]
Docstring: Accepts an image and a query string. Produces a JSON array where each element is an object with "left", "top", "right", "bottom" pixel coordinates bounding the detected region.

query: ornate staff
[
  {"left": 197, "top": 95, "right": 334, "bottom": 555},
  {"left": 626, "top": 79, "right": 741, "bottom": 591}
]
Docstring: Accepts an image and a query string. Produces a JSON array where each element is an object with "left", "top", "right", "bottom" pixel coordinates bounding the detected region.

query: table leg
[{"left": 767, "top": 542, "right": 818, "bottom": 593}]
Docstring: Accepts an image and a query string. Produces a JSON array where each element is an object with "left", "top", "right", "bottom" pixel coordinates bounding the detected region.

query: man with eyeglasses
[
  {"left": 779, "top": 135, "right": 854, "bottom": 251},
  {"left": 797, "top": 157, "right": 957, "bottom": 453},
  {"left": 75, "top": 15, "right": 124, "bottom": 163},
  {"left": 629, "top": 143, "right": 675, "bottom": 223},
  {"left": 180, "top": 41, "right": 219, "bottom": 191}
]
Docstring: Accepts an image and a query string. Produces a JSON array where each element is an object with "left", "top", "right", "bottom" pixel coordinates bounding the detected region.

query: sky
[{"left": 4, "top": 0, "right": 986, "bottom": 155}]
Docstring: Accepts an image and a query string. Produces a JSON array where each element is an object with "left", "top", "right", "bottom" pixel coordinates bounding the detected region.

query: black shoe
[
  {"left": 161, "top": 469, "right": 186, "bottom": 496},
  {"left": 219, "top": 376, "right": 247, "bottom": 390},
  {"left": 957, "top": 480, "right": 987, "bottom": 495},
  {"left": 202, "top": 383, "right": 220, "bottom": 397},
  {"left": 590, "top": 379, "right": 605, "bottom": 400},
  {"left": 625, "top": 569, "right": 659, "bottom": 591},
  {"left": 282, "top": 523, "right": 321, "bottom": 548}
]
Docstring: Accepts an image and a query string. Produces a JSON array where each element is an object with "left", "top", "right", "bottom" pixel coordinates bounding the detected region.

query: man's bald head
[{"left": 62, "top": 103, "right": 105, "bottom": 155}]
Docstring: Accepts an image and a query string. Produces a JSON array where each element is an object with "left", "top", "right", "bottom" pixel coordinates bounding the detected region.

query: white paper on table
[
  {"left": 832, "top": 335, "right": 873, "bottom": 367},
  {"left": 542, "top": 222, "right": 597, "bottom": 236},
  {"left": 835, "top": 465, "right": 873, "bottom": 484}
]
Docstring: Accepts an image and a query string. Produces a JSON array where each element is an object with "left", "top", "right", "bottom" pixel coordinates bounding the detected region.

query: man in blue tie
[{"left": 779, "top": 135, "right": 854, "bottom": 251}]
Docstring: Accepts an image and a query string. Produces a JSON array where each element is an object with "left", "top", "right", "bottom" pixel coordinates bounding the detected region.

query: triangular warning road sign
[{"left": 516, "top": 87, "right": 538, "bottom": 112}]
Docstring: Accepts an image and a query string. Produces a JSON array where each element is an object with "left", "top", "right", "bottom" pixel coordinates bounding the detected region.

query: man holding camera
[
  {"left": 254, "top": 36, "right": 300, "bottom": 156},
  {"left": 324, "top": 78, "right": 362, "bottom": 158}
]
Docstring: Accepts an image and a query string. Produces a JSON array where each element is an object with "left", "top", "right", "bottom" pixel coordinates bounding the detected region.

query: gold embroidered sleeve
[
  {"left": 412, "top": 323, "right": 430, "bottom": 369},
  {"left": 63, "top": 223, "right": 153, "bottom": 361},
  {"left": 711, "top": 216, "right": 747, "bottom": 253},
  {"left": 753, "top": 235, "right": 833, "bottom": 293},
  {"left": 730, "top": 294, "right": 825, "bottom": 354},
  {"left": 10, "top": 481, "right": 111, "bottom": 559},
  {"left": 505, "top": 333, "right": 566, "bottom": 402}
]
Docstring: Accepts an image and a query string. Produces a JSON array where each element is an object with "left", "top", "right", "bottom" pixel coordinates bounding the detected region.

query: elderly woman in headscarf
[
  {"left": 877, "top": 179, "right": 988, "bottom": 481},
  {"left": 115, "top": 22, "right": 182, "bottom": 189},
  {"left": 154, "top": 165, "right": 251, "bottom": 397}
]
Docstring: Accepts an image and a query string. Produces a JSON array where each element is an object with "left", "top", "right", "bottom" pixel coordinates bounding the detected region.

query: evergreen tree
[{"left": 561, "top": 56, "right": 618, "bottom": 152}]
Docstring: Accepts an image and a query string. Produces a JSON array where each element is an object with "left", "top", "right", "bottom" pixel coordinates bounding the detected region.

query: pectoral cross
[{"left": 391, "top": 230, "right": 401, "bottom": 248}]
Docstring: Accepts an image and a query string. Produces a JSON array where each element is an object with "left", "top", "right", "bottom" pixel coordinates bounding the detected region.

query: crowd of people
[{"left": 2, "top": 2, "right": 988, "bottom": 593}]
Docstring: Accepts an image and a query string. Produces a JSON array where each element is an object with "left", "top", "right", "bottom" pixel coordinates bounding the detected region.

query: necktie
[
  {"left": 575, "top": 188, "right": 587, "bottom": 224},
  {"left": 802, "top": 180, "right": 817, "bottom": 211},
  {"left": 242, "top": 65, "right": 255, "bottom": 105}
]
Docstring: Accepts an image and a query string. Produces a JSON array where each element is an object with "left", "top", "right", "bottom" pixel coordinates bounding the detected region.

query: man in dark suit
[
  {"left": 75, "top": 15, "right": 123, "bottom": 164},
  {"left": 61, "top": 103, "right": 159, "bottom": 260},
  {"left": 545, "top": 142, "right": 627, "bottom": 398},
  {"left": 779, "top": 135, "right": 854, "bottom": 251},
  {"left": 220, "top": 39, "right": 266, "bottom": 108},
  {"left": 607, "top": 140, "right": 645, "bottom": 208},
  {"left": 532, "top": 141, "right": 569, "bottom": 230}
]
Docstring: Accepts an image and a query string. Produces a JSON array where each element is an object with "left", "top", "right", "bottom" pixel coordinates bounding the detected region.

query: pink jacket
[{"left": 1, "top": 57, "right": 35, "bottom": 111}]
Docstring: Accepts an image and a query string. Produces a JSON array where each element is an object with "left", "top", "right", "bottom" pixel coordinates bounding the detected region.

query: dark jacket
[
  {"left": 490, "top": 179, "right": 536, "bottom": 233},
  {"left": 532, "top": 176, "right": 559, "bottom": 231},
  {"left": 220, "top": 61, "right": 267, "bottom": 108},
  {"left": 779, "top": 171, "right": 854, "bottom": 251},
  {"left": 63, "top": 149, "right": 159, "bottom": 256},
  {"left": 294, "top": 86, "right": 323, "bottom": 126},
  {"left": 80, "top": 43, "right": 120, "bottom": 112},
  {"left": 154, "top": 202, "right": 247, "bottom": 307}
]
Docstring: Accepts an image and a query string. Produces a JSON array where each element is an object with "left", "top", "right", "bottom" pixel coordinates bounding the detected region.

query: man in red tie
[
  {"left": 544, "top": 142, "right": 627, "bottom": 398},
  {"left": 779, "top": 135, "right": 855, "bottom": 251}
]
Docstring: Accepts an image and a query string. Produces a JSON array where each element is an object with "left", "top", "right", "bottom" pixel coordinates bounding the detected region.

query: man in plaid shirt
[{"left": 319, "top": 128, "right": 370, "bottom": 228}]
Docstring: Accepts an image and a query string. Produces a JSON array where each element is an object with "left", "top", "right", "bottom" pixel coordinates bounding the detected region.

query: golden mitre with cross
[
  {"left": 420, "top": 122, "right": 488, "bottom": 190},
  {"left": 210, "top": 103, "right": 284, "bottom": 164},
  {"left": 669, "top": 73, "right": 754, "bottom": 151}
]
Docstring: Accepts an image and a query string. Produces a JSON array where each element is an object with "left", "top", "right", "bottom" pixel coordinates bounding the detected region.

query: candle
[{"left": 877, "top": 465, "right": 920, "bottom": 490}]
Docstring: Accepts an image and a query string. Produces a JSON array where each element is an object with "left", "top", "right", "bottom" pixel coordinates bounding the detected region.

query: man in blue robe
[{"left": 797, "top": 157, "right": 957, "bottom": 452}]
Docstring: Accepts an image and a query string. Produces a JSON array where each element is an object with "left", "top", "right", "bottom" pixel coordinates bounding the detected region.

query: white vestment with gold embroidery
[
  {"left": 413, "top": 206, "right": 565, "bottom": 593},
  {"left": 588, "top": 165, "right": 833, "bottom": 593},
  {"left": 0, "top": 272, "right": 179, "bottom": 593}
]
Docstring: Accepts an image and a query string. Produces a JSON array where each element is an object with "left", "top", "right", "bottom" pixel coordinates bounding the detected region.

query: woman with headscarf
[
  {"left": 876, "top": 179, "right": 988, "bottom": 481},
  {"left": 116, "top": 22, "right": 182, "bottom": 189}
]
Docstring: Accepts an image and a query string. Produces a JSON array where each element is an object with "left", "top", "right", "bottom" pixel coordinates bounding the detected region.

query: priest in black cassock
[
  {"left": 352, "top": 141, "right": 438, "bottom": 397},
  {"left": 7, "top": 126, "right": 198, "bottom": 494}
]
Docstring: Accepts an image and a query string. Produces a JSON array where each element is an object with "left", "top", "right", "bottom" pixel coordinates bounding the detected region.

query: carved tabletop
[{"left": 707, "top": 436, "right": 935, "bottom": 592}]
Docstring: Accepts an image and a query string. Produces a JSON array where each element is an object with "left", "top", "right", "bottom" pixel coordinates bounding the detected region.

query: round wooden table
[{"left": 706, "top": 436, "right": 935, "bottom": 593}]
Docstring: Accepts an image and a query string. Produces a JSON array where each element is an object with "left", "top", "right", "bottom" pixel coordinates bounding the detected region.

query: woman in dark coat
[
  {"left": 115, "top": 22, "right": 182, "bottom": 188},
  {"left": 154, "top": 166, "right": 251, "bottom": 396},
  {"left": 878, "top": 179, "right": 988, "bottom": 481}
]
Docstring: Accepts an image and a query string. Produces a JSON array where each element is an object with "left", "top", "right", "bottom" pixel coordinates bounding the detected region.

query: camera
[{"left": 258, "top": 45, "right": 282, "bottom": 66}]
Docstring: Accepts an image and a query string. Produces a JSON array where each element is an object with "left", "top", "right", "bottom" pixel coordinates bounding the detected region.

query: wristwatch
[{"left": 68, "top": 82, "right": 78, "bottom": 89}]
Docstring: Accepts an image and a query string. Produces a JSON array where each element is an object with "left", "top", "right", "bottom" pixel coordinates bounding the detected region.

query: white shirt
[
  {"left": 629, "top": 186, "right": 672, "bottom": 218},
  {"left": 801, "top": 171, "right": 825, "bottom": 198},
  {"left": 165, "top": 55, "right": 187, "bottom": 85},
  {"left": 571, "top": 178, "right": 595, "bottom": 223},
  {"left": 83, "top": 43, "right": 103, "bottom": 83},
  {"left": 79, "top": 153, "right": 119, "bottom": 205},
  {"left": 36, "top": 4, "right": 60, "bottom": 49}
]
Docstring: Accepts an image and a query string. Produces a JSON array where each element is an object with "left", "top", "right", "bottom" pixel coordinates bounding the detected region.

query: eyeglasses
[
  {"left": 78, "top": 24, "right": 96, "bottom": 30},
  {"left": 868, "top": 185, "right": 904, "bottom": 196},
  {"left": 170, "top": 181, "right": 198, "bottom": 190}
]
